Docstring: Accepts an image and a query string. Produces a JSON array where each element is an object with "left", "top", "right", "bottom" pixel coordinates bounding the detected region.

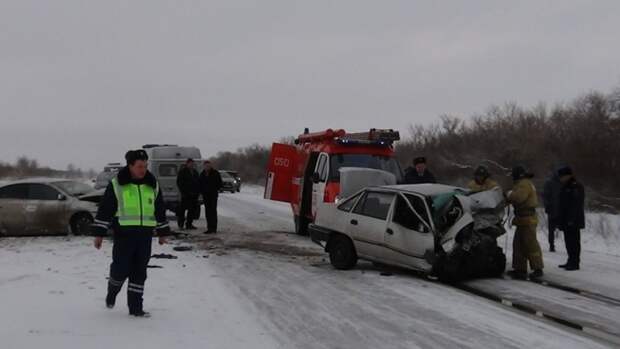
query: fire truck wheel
[
  {"left": 328, "top": 235, "right": 358, "bottom": 270},
  {"left": 294, "top": 215, "right": 309, "bottom": 236}
]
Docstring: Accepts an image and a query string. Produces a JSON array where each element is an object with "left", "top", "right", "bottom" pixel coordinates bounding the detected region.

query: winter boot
[
  {"left": 129, "top": 310, "right": 151, "bottom": 318},
  {"left": 529, "top": 269, "right": 544, "bottom": 279},
  {"left": 565, "top": 265, "right": 580, "bottom": 271},
  {"left": 506, "top": 270, "right": 527, "bottom": 280},
  {"left": 106, "top": 293, "right": 116, "bottom": 309}
]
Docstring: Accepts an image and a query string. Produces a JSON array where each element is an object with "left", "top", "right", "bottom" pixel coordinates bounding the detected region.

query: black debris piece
[{"left": 151, "top": 253, "right": 178, "bottom": 259}]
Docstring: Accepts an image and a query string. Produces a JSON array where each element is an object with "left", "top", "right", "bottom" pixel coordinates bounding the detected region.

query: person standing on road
[
  {"left": 199, "top": 160, "right": 223, "bottom": 234},
  {"left": 557, "top": 166, "right": 585, "bottom": 271},
  {"left": 176, "top": 158, "right": 200, "bottom": 230},
  {"left": 467, "top": 165, "right": 499, "bottom": 193},
  {"left": 506, "top": 165, "right": 544, "bottom": 280},
  {"left": 91, "top": 150, "right": 171, "bottom": 318},
  {"left": 543, "top": 169, "right": 562, "bottom": 252},
  {"left": 404, "top": 156, "right": 437, "bottom": 184}
]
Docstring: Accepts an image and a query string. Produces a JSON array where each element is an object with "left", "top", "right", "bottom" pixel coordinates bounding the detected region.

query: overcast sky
[{"left": 1, "top": 0, "right": 619, "bottom": 171}]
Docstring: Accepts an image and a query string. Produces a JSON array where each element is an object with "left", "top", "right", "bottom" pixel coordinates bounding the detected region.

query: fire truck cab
[{"left": 264, "top": 128, "right": 403, "bottom": 235}]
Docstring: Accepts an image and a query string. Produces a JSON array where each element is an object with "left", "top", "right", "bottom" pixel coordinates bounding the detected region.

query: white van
[{"left": 142, "top": 144, "right": 203, "bottom": 212}]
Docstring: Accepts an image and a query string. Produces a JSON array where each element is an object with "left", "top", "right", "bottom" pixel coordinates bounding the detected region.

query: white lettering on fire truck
[{"left": 274, "top": 157, "right": 290, "bottom": 167}]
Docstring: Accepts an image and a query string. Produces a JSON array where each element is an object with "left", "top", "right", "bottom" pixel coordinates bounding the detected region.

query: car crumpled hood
[{"left": 435, "top": 187, "right": 506, "bottom": 244}]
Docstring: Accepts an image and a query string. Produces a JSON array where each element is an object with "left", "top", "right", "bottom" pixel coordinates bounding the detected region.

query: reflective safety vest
[{"left": 111, "top": 177, "right": 158, "bottom": 227}]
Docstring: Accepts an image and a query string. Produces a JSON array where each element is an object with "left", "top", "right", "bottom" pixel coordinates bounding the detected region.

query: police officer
[
  {"left": 467, "top": 165, "right": 499, "bottom": 193},
  {"left": 506, "top": 165, "right": 544, "bottom": 280},
  {"left": 404, "top": 156, "right": 437, "bottom": 184},
  {"left": 199, "top": 160, "right": 223, "bottom": 234},
  {"left": 91, "top": 150, "right": 171, "bottom": 318},
  {"left": 557, "top": 165, "right": 585, "bottom": 271}
]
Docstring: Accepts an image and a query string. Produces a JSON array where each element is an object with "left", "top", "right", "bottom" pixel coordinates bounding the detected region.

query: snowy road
[{"left": 0, "top": 187, "right": 617, "bottom": 348}]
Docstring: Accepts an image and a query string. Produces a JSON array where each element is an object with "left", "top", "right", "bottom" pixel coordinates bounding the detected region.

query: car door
[
  {"left": 264, "top": 143, "right": 298, "bottom": 203},
  {"left": 347, "top": 191, "right": 395, "bottom": 261},
  {"left": 384, "top": 193, "right": 434, "bottom": 271},
  {"left": 0, "top": 184, "right": 28, "bottom": 236},
  {"left": 311, "top": 152, "right": 329, "bottom": 218},
  {"left": 24, "top": 183, "right": 68, "bottom": 235}
]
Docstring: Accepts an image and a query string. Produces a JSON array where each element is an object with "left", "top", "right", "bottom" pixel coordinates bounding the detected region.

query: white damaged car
[{"left": 309, "top": 184, "right": 507, "bottom": 281}]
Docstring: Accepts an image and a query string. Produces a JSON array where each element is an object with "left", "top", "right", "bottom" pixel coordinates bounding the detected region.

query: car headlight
[{"left": 441, "top": 238, "right": 456, "bottom": 252}]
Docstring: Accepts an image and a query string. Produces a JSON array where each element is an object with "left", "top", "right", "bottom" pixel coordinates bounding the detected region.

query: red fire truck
[{"left": 264, "top": 128, "right": 403, "bottom": 235}]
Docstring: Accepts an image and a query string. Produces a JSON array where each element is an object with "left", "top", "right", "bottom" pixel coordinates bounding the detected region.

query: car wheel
[
  {"left": 328, "top": 235, "right": 357, "bottom": 270},
  {"left": 71, "top": 213, "right": 93, "bottom": 236},
  {"left": 294, "top": 215, "right": 309, "bottom": 236}
]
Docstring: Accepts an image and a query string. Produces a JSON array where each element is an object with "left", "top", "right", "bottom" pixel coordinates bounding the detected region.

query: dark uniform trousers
[
  {"left": 177, "top": 195, "right": 199, "bottom": 227},
  {"left": 204, "top": 194, "right": 218, "bottom": 232},
  {"left": 107, "top": 234, "right": 152, "bottom": 313},
  {"left": 547, "top": 218, "right": 557, "bottom": 249},
  {"left": 564, "top": 227, "right": 581, "bottom": 267}
]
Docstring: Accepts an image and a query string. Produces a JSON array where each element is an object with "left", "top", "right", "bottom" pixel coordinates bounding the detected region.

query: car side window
[
  {"left": 393, "top": 195, "right": 424, "bottom": 231},
  {"left": 337, "top": 192, "right": 362, "bottom": 212},
  {"left": 27, "top": 184, "right": 60, "bottom": 201},
  {"left": 0, "top": 184, "right": 29, "bottom": 199},
  {"left": 353, "top": 192, "right": 394, "bottom": 220}
]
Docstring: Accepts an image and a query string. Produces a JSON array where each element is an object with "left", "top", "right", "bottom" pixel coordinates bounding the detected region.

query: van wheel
[
  {"left": 328, "top": 235, "right": 357, "bottom": 270},
  {"left": 71, "top": 213, "right": 93, "bottom": 236},
  {"left": 294, "top": 215, "right": 309, "bottom": 236}
]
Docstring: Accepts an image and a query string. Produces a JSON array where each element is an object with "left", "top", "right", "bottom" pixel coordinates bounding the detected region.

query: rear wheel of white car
[
  {"left": 71, "top": 213, "right": 93, "bottom": 236},
  {"left": 328, "top": 235, "right": 357, "bottom": 270}
]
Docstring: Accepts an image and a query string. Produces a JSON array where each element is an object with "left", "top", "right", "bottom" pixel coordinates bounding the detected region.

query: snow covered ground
[{"left": 0, "top": 185, "right": 618, "bottom": 348}]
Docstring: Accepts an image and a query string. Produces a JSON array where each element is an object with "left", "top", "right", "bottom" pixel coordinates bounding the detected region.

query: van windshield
[
  {"left": 159, "top": 164, "right": 179, "bottom": 177},
  {"left": 329, "top": 154, "right": 403, "bottom": 183}
]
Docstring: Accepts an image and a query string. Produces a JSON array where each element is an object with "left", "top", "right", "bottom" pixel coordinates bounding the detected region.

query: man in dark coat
[
  {"left": 543, "top": 170, "right": 562, "bottom": 252},
  {"left": 199, "top": 160, "right": 223, "bottom": 234},
  {"left": 557, "top": 165, "right": 585, "bottom": 271},
  {"left": 176, "top": 158, "right": 200, "bottom": 230},
  {"left": 404, "top": 156, "right": 436, "bottom": 184}
]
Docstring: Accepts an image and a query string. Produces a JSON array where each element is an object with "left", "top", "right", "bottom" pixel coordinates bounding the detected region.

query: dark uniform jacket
[
  {"left": 176, "top": 166, "right": 200, "bottom": 199},
  {"left": 90, "top": 167, "right": 171, "bottom": 237},
  {"left": 199, "top": 169, "right": 223, "bottom": 197},
  {"left": 543, "top": 174, "right": 562, "bottom": 222},
  {"left": 404, "top": 167, "right": 436, "bottom": 184},
  {"left": 559, "top": 178, "right": 585, "bottom": 231}
]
